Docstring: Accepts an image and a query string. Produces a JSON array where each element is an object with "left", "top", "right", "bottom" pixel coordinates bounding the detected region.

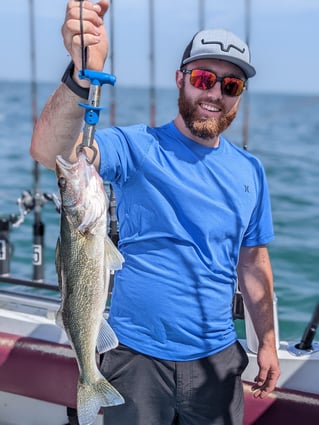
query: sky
[{"left": 1, "top": 0, "right": 319, "bottom": 95}]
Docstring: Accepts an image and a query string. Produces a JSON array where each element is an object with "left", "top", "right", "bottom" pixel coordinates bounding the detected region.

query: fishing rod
[
  {"left": 0, "top": 0, "right": 62, "bottom": 283},
  {"left": 242, "top": 0, "right": 251, "bottom": 150},
  {"left": 108, "top": 0, "right": 119, "bottom": 248},
  {"left": 149, "top": 0, "right": 156, "bottom": 127},
  {"left": 0, "top": 1, "right": 57, "bottom": 281},
  {"left": 198, "top": 0, "right": 205, "bottom": 30},
  {"left": 233, "top": 0, "right": 252, "bottom": 319},
  {"left": 29, "top": 0, "right": 46, "bottom": 282},
  {"left": 109, "top": 0, "right": 116, "bottom": 126},
  {"left": 296, "top": 303, "right": 319, "bottom": 352},
  {"left": 0, "top": 217, "right": 14, "bottom": 277},
  {"left": 0, "top": 190, "right": 58, "bottom": 279}
]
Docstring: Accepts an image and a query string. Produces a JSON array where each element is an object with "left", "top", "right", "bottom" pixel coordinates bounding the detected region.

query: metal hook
[{"left": 76, "top": 144, "right": 97, "bottom": 165}]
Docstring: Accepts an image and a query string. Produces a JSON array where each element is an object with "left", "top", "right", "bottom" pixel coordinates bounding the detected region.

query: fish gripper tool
[{"left": 77, "top": 69, "right": 116, "bottom": 164}]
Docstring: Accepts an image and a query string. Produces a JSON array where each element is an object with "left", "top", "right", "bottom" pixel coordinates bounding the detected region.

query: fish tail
[{"left": 77, "top": 377, "right": 125, "bottom": 425}]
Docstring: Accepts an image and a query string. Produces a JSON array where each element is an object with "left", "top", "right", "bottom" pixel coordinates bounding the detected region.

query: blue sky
[{"left": 1, "top": 0, "right": 319, "bottom": 94}]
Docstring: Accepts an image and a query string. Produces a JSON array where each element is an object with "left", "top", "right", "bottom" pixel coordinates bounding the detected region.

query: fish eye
[{"left": 58, "top": 177, "right": 67, "bottom": 190}]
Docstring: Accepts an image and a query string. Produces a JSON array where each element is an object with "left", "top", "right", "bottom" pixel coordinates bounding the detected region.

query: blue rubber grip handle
[{"left": 78, "top": 69, "right": 116, "bottom": 86}]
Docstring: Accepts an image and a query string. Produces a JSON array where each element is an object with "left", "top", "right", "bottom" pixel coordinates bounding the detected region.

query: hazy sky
[{"left": 1, "top": 0, "right": 318, "bottom": 94}]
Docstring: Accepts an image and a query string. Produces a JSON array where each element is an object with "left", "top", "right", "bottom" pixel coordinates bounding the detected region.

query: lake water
[{"left": 0, "top": 80, "right": 318, "bottom": 341}]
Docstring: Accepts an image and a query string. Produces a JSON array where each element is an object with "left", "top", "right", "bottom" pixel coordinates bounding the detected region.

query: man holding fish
[{"left": 30, "top": 1, "right": 280, "bottom": 424}]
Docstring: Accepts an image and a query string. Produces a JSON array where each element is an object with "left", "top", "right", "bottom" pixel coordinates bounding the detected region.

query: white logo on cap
[{"left": 201, "top": 39, "right": 246, "bottom": 54}]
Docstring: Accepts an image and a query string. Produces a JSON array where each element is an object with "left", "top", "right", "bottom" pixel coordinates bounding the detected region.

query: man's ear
[{"left": 176, "top": 70, "right": 184, "bottom": 89}]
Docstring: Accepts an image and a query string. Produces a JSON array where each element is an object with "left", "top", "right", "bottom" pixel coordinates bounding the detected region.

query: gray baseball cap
[{"left": 180, "top": 29, "right": 256, "bottom": 78}]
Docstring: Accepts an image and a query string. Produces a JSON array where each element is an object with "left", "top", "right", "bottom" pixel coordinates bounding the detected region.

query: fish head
[{"left": 56, "top": 151, "right": 108, "bottom": 233}]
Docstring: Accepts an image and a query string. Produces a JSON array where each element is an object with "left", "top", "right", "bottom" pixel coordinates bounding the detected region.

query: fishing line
[{"left": 79, "top": 0, "right": 87, "bottom": 76}]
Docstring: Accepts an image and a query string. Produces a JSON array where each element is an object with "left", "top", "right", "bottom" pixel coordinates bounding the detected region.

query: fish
[{"left": 55, "top": 151, "right": 125, "bottom": 425}]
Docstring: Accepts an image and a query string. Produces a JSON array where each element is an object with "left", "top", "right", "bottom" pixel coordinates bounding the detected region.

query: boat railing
[{"left": 0, "top": 288, "right": 60, "bottom": 320}]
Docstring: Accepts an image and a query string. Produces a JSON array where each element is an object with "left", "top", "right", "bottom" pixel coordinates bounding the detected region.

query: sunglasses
[{"left": 182, "top": 69, "right": 246, "bottom": 97}]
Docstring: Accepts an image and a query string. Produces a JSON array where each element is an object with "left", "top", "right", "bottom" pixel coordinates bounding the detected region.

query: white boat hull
[{"left": 0, "top": 288, "right": 318, "bottom": 425}]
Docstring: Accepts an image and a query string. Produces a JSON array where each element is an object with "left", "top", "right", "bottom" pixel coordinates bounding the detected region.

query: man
[{"left": 30, "top": 1, "right": 280, "bottom": 424}]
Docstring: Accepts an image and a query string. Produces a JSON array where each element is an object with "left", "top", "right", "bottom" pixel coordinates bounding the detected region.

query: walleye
[{"left": 55, "top": 151, "right": 125, "bottom": 425}]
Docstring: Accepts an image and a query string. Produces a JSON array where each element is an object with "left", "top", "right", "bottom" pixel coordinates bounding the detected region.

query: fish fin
[
  {"left": 55, "top": 238, "right": 63, "bottom": 292},
  {"left": 104, "top": 237, "right": 124, "bottom": 271},
  {"left": 77, "top": 377, "right": 125, "bottom": 425},
  {"left": 55, "top": 238, "right": 64, "bottom": 329},
  {"left": 83, "top": 234, "right": 101, "bottom": 259},
  {"left": 96, "top": 318, "right": 118, "bottom": 354}
]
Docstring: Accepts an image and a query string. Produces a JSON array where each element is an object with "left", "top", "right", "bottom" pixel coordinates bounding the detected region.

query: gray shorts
[{"left": 101, "top": 341, "right": 248, "bottom": 425}]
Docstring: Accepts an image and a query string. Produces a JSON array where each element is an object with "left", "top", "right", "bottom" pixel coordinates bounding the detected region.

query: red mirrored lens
[
  {"left": 188, "top": 70, "right": 245, "bottom": 96},
  {"left": 222, "top": 77, "right": 245, "bottom": 96},
  {"left": 189, "top": 70, "right": 217, "bottom": 90}
]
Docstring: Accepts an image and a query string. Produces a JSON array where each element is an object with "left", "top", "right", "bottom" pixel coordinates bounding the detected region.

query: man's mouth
[{"left": 200, "top": 102, "right": 222, "bottom": 113}]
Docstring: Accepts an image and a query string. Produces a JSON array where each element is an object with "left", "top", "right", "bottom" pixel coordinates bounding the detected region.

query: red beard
[{"left": 178, "top": 87, "right": 238, "bottom": 140}]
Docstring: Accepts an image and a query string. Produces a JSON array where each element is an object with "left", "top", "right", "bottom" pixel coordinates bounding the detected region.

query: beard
[{"left": 178, "top": 86, "right": 239, "bottom": 140}]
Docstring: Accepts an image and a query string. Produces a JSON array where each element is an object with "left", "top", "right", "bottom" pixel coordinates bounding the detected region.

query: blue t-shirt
[{"left": 95, "top": 121, "right": 274, "bottom": 361}]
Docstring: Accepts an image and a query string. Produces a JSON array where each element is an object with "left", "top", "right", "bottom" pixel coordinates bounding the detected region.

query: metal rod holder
[{"left": 0, "top": 218, "right": 11, "bottom": 276}]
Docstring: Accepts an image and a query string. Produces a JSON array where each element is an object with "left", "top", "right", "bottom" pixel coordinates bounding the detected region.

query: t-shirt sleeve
[
  {"left": 241, "top": 162, "right": 274, "bottom": 247},
  {"left": 95, "top": 124, "right": 152, "bottom": 186}
]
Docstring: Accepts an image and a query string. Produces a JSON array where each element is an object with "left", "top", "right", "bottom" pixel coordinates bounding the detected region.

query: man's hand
[
  {"left": 237, "top": 246, "right": 281, "bottom": 398},
  {"left": 251, "top": 344, "right": 280, "bottom": 398},
  {"left": 62, "top": 0, "right": 109, "bottom": 74}
]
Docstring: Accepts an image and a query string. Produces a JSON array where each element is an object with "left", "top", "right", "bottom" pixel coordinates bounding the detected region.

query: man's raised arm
[{"left": 30, "top": 0, "right": 109, "bottom": 170}]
